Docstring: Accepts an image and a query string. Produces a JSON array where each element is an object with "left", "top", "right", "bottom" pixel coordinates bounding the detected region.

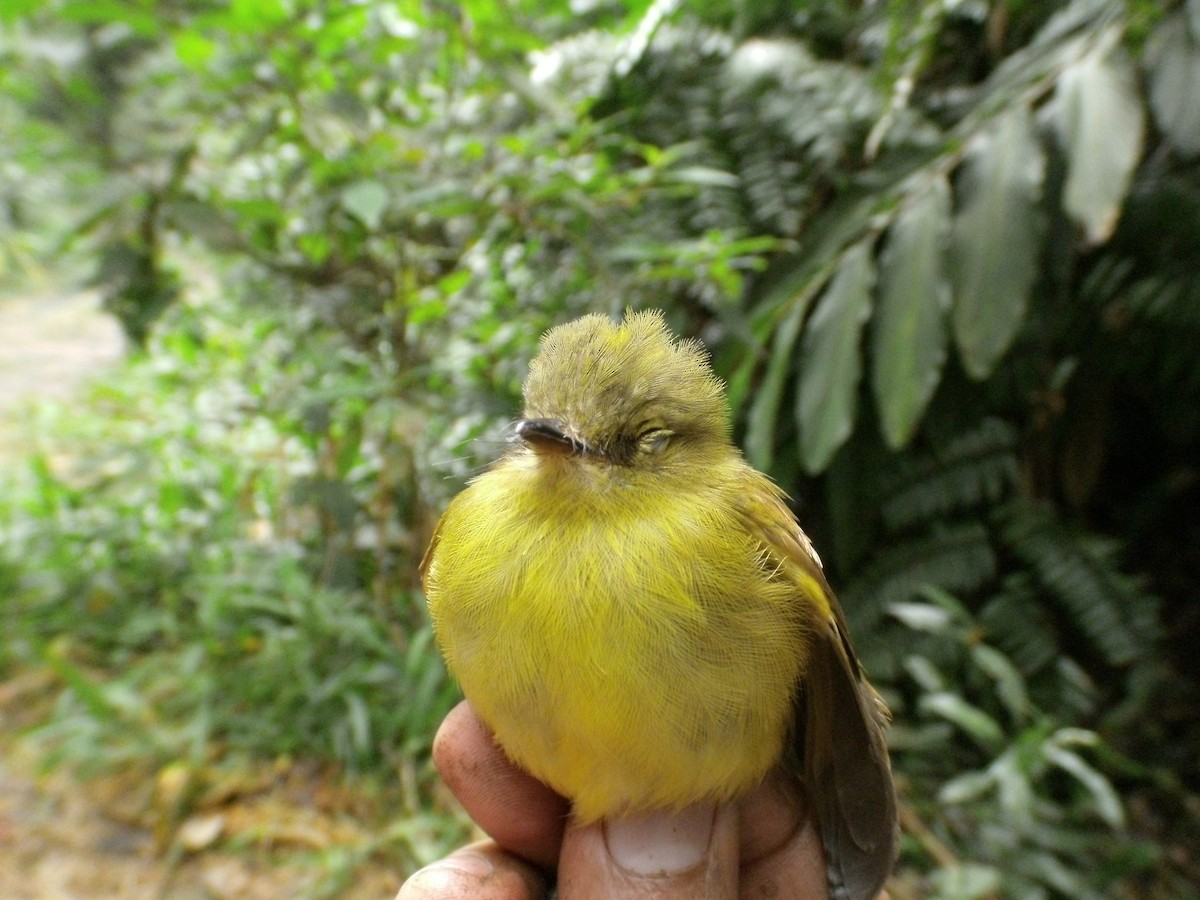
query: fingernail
[{"left": 604, "top": 803, "right": 717, "bottom": 876}]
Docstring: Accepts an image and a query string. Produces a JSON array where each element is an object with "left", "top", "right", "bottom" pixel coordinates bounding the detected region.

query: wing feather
[{"left": 736, "top": 482, "right": 898, "bottom": 900}]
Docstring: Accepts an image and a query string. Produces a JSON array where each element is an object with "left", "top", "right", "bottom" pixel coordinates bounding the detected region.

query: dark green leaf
[
  {"left": 950, "top": 106, "right": 1045, "bottom": 380},
  {"left": 796, "top": 239, "right": 875, "bottom": 473},
  {"left": 879, "top": 418, "right": 1019, "bottom": 532},
  {"left": 872, "top": 174, "right": 950, "bottom": 448},
  {"left": 744, "top": 296, "right": 807, "bottom": 471}
]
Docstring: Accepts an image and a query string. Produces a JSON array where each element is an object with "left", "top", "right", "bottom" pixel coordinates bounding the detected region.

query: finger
[
  {"left": 736, "top": 770, "right": 807, "bottom": 865},
  {"left": 558, "top": 802, "right": 739, "bottom": 900},
  {"left": 397, "top": 839, "right": 549, "bottom": 900},
  {"left": 433, "top": 701, "right": 570, "bottom": 870},
  {"left": 738, "top": 780, "right": 829, "bottom": 900}
]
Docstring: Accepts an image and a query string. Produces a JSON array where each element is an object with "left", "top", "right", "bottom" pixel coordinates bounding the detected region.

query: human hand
[{"left": 397, "top": 701, "right": 864, "bottom": 900}]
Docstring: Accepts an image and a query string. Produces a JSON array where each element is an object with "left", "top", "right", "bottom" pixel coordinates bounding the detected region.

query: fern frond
[
  {"left": 843, "top": 521, "right": 996, "bottom": 635},
  {"left": 979, "top": 574, "right": 1060, "bottom": 675},
  {"left": 725, "top": 129, "right": 808, "bottom": 235},
  {"left": 880, "top": 418, "right": 1020, "bottom": 533},
  {"left": 719, "top": 38, "right": 883, "bottom": 236},
  {"left": 723, "top": 39, "right": 880, "bottom": 170},
  {"left": 598, "top": 22, "right": 734, "bottom": 146},
  {"left": 997, "top": 503, "right": 1162, "bottom": 668},
  {"left": 590, "top": 23, "right": 747, "bottom": 236},
  {"left": 1114, "top": 275, "right": 1200, "bottom": 392}
]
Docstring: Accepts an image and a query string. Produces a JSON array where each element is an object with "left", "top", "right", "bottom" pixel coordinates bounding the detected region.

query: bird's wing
[
  {"left": 736, "top": 483, "right": 898, "bottom": 900},
  {"left": 417, "top": 511, "right": 446, "bottom": 589}
]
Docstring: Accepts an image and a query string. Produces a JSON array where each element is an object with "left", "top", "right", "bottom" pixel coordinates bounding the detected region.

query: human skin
[{"left": 396, "top": 701, "right": 866, "bottom": 900}]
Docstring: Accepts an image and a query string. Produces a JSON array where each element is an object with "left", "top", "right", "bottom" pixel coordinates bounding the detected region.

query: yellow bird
[{"left": 421, "top": 309, "right": 897, "bottom": 899}]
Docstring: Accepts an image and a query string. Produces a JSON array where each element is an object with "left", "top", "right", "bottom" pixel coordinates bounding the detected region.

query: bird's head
[{"left": 518, "top": 310, "right": 731, "bottom": 475}]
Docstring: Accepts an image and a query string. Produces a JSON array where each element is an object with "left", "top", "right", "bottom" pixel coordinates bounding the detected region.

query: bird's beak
[{"left": 517, "top": 418, "right": 584, "bottom": 457}]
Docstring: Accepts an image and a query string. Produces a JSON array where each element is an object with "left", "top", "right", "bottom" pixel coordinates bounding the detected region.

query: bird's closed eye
[{"left": 637, "top": 427, "right": 673, "bottom": 453}]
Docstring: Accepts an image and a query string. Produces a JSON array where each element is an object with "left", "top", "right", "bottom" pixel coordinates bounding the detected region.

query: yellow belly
[{"left": 423, "top": 461, "right": 808, "bottom": 822}]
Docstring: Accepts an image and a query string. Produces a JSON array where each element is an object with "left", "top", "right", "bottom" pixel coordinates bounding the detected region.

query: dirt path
[
  {"left": 0, "top": 289, "right": 124, "bottom": 403},
  {"left": 0, "top": 288, "right": 124, "bottom": 457},
  {"left": 0, "top": 291, "right": 410, "bottom": 898}
]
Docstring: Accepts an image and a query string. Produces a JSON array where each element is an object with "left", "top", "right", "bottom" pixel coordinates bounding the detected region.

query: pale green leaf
[
  {"left": 970, "top": 643, "right": 1029, "bottom": 722},
  {"left": 950, "top": 106, "right": 1045, "bottom": 380},
  {"left": 938, "top": 769, "right": 995, "bottom": 806},
  {"left": 1046, "top": 726, "right": 1100, "bottom": 748},
  {"left": 888, "top": 601, "right": 953, "bottom": 633},
  {"left": 904, "top": 655, "right": 946, "bottom": 693},
  {"left": 665, "top": 166, "right": 741, "bottom": 188},
  {"left": 988, "top": 750, "right": 1035, "bottom": 820},
  {"left": 915, "top": 584, "right": 974, "bottom": 623},
  {"left": 1055, "top": 37, "right": 1144, "bottom": 244},
  {"left": 341, "top": 180, "right": 389, "bottom": 230},
  {"left": 929, "top": 864, "right": 1002, "bottom": 900},
  {"left": 921, "top": 691, "right": 1004, "bottom": 747},
  {"left": 796, "top": 239, "right": 875, "bottom": 473},
  {"left": 1043, "top": 743, "right": 1125, "bottom": 828},
  {"left": 872, "top": 174, "right": 950, "bottom": 448},
  {"left": 1148, "top": 12, "right": 1200, "bottom": 158}
]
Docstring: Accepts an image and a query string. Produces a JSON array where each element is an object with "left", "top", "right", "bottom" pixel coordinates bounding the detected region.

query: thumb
[{"left": 557, "top": 802, "right": 739, "bottom": 900}]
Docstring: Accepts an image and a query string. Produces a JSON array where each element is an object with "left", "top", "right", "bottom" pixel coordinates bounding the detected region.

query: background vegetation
[{"left": 1, "top": 0, "right": 1197, "bottom": 897}]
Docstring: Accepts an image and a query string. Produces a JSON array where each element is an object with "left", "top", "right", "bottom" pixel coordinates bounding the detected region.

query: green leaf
[
  {"left": 0, "top": 0, "right": 40, "bottom": 21},
  {"left": 744, "top": 296, "right": 807, "bottom": 471},
  {"left": 904, "top": 655, "right": 946, "bottom": 693},
  {"left": 341, "top": 180, "right": 389, "bottom": 230},
  {"left": 872, "top": 174, "right": 950, "bottom": 448},
  {"left": 665, "top": 166, "right": 741, "bottom": 188},
  {"left": 929, "top": 863, "right": 1002, "bottom": 900},
  {"left": 797, "top": 239, "right": 875, "bottom": 473},
  {"left": 888, "top": 600, "right": 954, "bottom": 633},
  {"left": 1148, "top": 11, "right": 1200, "bottom": 158},
  {"left": 939, "top": 770, "right": 995, "bottom": 805},
  {"left": 988, "top": 748, "right": 1035, "bottom": 820},
  {"left": 970, "top": 642, "right": 1029, "bottom": 722},
  {"left": 1055, "top": 35, "right": 1144, "bottom": 244},
  {"left": 229, "top": 0, "right": 290, "bottom": 31},
  {"left": 1043, "top": 742, "right": 1125, "bottom": 828},
  {"left": 174, "top": 32, "right": 216, "bottom": 69},
  {"left": 60, "top": 0, "right": 159, "bottom": 34},
  {"left": 1045, "top": 727, "right": 1125, "bottom": 826},
  {"left": 921, "top": 691, "right": 1005, "bottom": 748},
  {"left": 950, "top": 105, "right": 1045, "bottom": 380}
]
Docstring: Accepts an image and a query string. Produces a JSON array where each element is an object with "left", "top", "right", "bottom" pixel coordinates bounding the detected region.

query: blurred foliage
[
  {"left": 0, "top": 295, "right": 466, "bottom": 875},
  {"left": 2, "top": 0, "right": 1199, "bottom": 895}
]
